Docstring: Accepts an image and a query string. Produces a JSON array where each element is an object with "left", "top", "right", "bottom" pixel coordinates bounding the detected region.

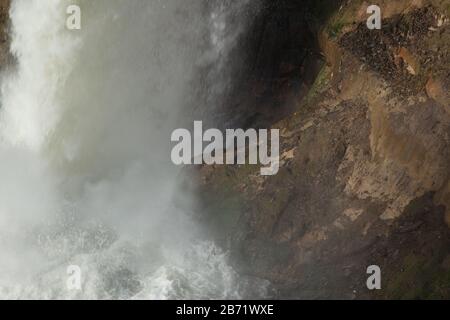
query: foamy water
[{"left": 0, "top": 0, "right": 269, "bottom": 299}]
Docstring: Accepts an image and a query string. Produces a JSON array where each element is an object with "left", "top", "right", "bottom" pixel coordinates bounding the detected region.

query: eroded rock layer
[{"left": 196, "top": 0, "right": 450, "bottom": 299}]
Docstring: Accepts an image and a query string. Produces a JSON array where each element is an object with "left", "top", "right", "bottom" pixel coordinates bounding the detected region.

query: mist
[{"left": 0, "top": 0, "right": 267, "bottom": 299}]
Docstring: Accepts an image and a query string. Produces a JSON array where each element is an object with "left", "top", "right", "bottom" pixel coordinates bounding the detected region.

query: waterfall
[{"left": 0, "top": 0, "right": 268, "bottom": 299}]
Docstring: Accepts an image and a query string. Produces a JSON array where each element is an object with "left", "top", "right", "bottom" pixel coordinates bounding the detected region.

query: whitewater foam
[{"left": 0, "top": 0, "right": 268, "bottom": 299}]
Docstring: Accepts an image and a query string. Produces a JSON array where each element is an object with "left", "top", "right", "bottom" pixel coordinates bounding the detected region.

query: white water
[{"left": 0, "top": 0, "right": 269, "bottom": 299}]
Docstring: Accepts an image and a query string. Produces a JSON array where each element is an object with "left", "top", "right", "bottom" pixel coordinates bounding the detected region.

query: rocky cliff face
[
  {"left": 0, "top": 0, "right": 9, "bottom": 66},
  {"left": 196, "top": 0, "right": 450, "bottom": 299}
]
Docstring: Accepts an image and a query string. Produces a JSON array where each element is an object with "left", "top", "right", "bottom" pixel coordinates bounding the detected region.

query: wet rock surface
[{"left": 196, "top": 0, "right": 450, "bottom": 299}]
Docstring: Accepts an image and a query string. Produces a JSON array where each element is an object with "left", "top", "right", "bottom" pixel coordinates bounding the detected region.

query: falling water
[{"left": 0, "top": 0, "right": 269, "bottom": 299}]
